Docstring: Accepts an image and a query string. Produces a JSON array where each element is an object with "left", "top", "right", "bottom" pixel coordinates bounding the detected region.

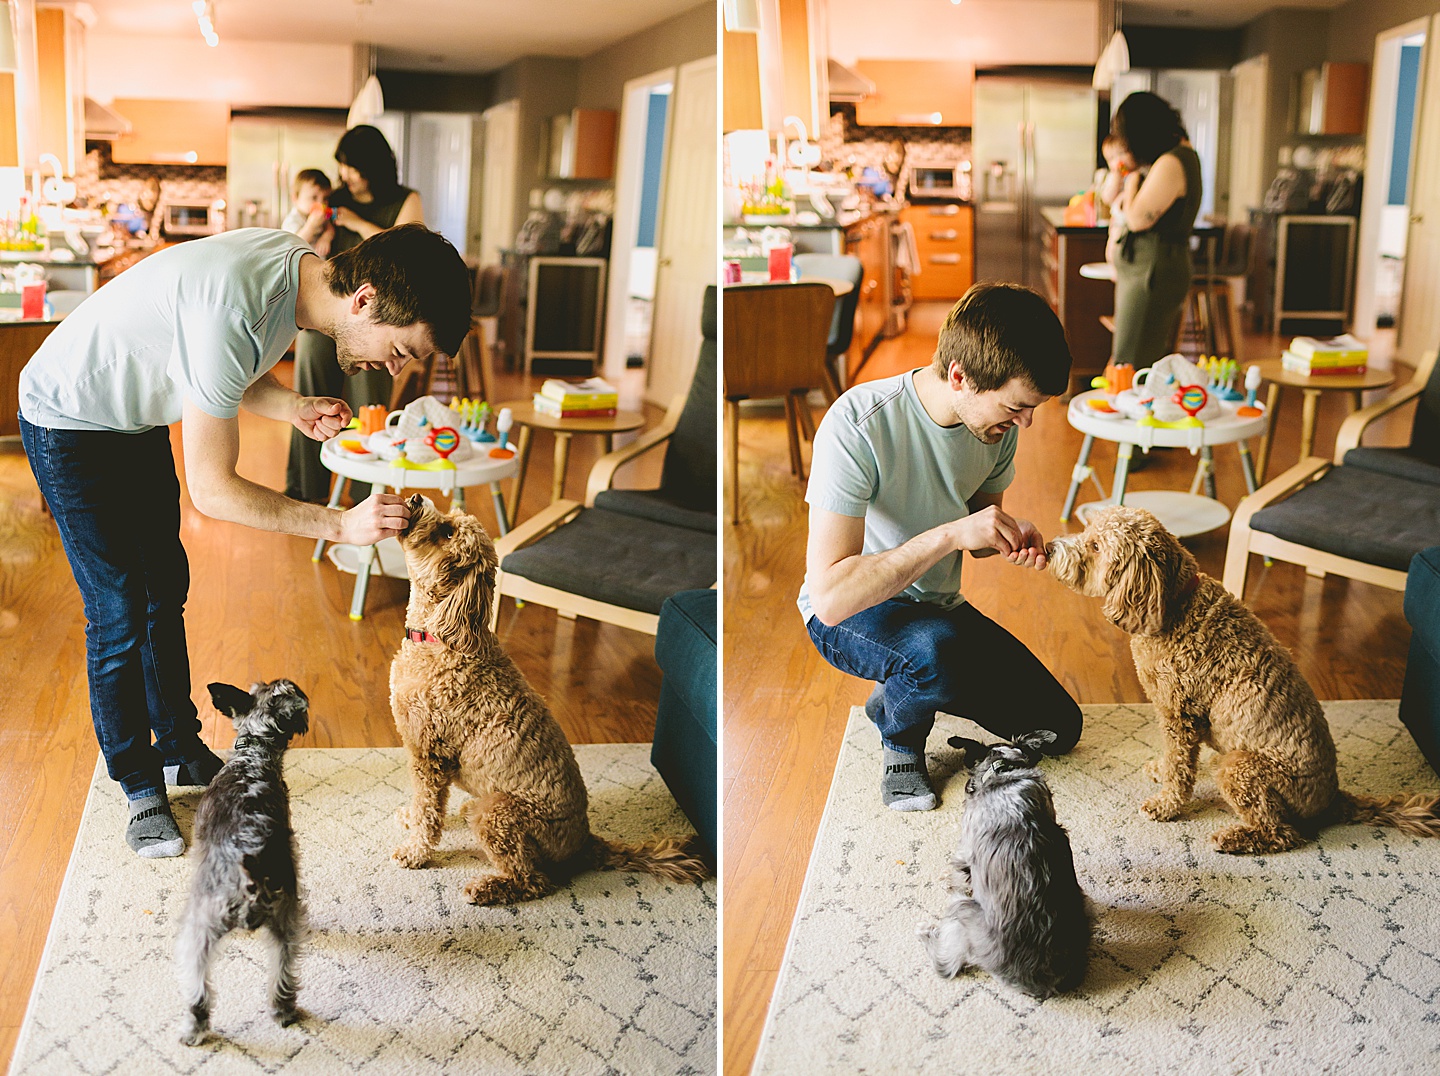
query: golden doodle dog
[
  {"left": 389, "top": 495, "right": 709, "bottom": 904},
  {"left": 1048, "top": 505, "right": 1440, "bottom": 854}
]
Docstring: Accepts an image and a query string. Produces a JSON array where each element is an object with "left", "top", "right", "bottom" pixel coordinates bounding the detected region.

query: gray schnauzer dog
[
  {"left": 176, "top": 679, "right": 309, "bottom": 1046},
  {"left": 917, "top": 731, "right": 1091, "bottom": 998}
]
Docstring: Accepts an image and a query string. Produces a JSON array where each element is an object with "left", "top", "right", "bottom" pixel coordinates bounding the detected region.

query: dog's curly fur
[
  {"left": 1048, "top": 505, "right": 1440, "bottom": 854},
  {"left": 389, "top": 495, "right": 709, "bottom": 904}
]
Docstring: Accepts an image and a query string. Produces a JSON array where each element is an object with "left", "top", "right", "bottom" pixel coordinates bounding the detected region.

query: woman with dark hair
[
  {"left": 286, "top": 124, "right": 425, "bottom": 502},
  {"left": 1106, "top": 91, "right": 1203, "bottom": 370}
]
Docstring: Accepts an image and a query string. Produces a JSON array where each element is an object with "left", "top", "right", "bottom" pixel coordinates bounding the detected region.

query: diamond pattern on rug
[
  {"left": 752, "top": 701, "right": 1440, "bottom": 1075},
  {"left": 11, "top": 746, "right": 715, "bottom": 1075}
]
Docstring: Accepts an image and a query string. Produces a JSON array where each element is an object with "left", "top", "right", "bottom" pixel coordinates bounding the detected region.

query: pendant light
[{"left": 1092, "top": 0, "right": 1130, "bottom": 91}]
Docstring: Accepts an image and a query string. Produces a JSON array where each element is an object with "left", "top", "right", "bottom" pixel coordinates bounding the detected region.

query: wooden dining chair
[{"left": 722, "top": 282, "right": 836, "bottom": 524}]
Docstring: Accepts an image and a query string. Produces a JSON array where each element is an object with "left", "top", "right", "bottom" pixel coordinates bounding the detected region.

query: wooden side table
[
  {"left": 495, "top": 399, "right": 646, "bottom": 521},
  {"left": 1253, "top": 359, "right": 1396, "bottom": 482}
]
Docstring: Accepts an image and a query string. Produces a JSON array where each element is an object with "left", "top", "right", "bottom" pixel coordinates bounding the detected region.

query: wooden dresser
[
  {"left": 900, "top": 203, "right": 974, "bottom": 300},
  {"left": 1037, "top": 208, "right": 1111, "bottom": 384}
]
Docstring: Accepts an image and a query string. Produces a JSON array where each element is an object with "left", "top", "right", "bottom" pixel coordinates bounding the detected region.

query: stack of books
[
  {"left": 1281, "top": 334, "right": 1369, "bottom": 376},
  {"left": 533, "top": 377, "right": 619, "bottom": 418}
]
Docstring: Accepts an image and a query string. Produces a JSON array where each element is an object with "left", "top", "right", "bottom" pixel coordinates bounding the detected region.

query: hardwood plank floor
[
  {"left": 0, "top": 356, "right": 667, "bottom": 1069},
  {"left": 722, "top": 301, "right": 1418, "bottom": 1076}
]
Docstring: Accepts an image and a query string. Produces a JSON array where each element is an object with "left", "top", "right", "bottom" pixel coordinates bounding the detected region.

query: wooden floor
[
  {"left": 722, "top": 301, "right": 1419, "bottom": 1076},
  {"left": 0, "top": 356, "right": 667, "bottom": 1070}
]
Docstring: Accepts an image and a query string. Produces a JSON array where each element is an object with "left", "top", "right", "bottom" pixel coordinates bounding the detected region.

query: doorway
[
  {"left": 1356, "top": 18, "right": 1427, "bottom": 341},
  {"left": 602, "top": 69, "right": 676, "bottom": 382}
]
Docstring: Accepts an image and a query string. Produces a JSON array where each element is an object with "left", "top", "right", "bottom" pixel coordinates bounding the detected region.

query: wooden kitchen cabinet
[
  {"left": 854, "top": 60, "right": 974, "bottom": 127},
  {"left": 36, "top": 5, "right": 86, "bottom": 176},
  {"left": 111, "top": 99, "right": 230, "bottom": 166},
  {"left": 844, "top": 212, "right": 896, "bottom": 382},
  {"left": 1294, "top": 62, "right": 1368, "bottom": 137},
  {"left": 1038, "top": 209, "right": 1112, "bottom": 386},
  {"left": 546, "top": 108, "right": 617, "bottom": 180},
  {"left": 901, "top": 203, "right": 973, "bottom": 300}
]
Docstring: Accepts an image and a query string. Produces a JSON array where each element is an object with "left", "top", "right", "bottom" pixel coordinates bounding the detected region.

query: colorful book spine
[
  {"left": 1289, "top": 336, "right": 1368, "bottom": 363},
  {"left": 539, "top": 378, "right": 618, "bottom": 406},
  {"left": 532, "top": 394, "right": 618, "bottom": 418},
  {"left": 1281, "top": 350, "right": 1368, "bottom": 376}
]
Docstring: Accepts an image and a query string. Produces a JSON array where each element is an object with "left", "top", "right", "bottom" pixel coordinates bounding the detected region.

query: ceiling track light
[{"left": 191, "top": 0, "right": 219, "bottom": 47}]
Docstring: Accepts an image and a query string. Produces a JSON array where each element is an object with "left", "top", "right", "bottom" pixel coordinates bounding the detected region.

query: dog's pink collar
[{"left": 405, "top": 627, "right": 440, "bottom": 644}]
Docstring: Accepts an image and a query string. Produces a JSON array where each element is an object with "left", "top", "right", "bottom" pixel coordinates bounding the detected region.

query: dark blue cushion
[
  {"left": 657, "top": 287, "right": 717, "bottom": 513},
  {"left": 594, "top": 488, "right": 716, "bottom": 533},
  {"left": 1249, "top": 466, "right": 1440, "bottom": 572},
  {"left": 1344, "top": 446, "right": 1440, "bottom": 487},
  {"left": 653, "top": 590, "right": 717, "bottom": 858},
  {"left": 1401, "top": 547, "right": 1440, "bottom": 778},
  {"left": 500, "top": 508, "right": 715, "bottom": 615}
]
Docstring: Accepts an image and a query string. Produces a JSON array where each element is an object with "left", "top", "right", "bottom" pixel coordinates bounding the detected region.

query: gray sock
[
  {"left": 865, "top": 684, "right": 885, "bottom": 723},
  {"left": 882, "top": 747, "right": 936, "bottom": 812},
  {"left": 164, "top": 748, "right": 225, "bottom": 788},
  {"left": 126, "top": 793, "right": 185, "bottom": 858}
]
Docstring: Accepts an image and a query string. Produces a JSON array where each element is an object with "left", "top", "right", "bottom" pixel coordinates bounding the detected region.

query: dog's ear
[
  {"left": 1012, "top": 730, "right": 1056, "bottom": 764},
  {"left": 946, "top": 735, "right": 990, "bottom": 768},
  {"left": 428, "top": 517, "right": 496, "bottom": 654},
  {"left": 1099, "top": 518, "right": 1172, "bottom": 634},
  {"left": 208, "top": 682, "right": 254, "bottom": 719}
]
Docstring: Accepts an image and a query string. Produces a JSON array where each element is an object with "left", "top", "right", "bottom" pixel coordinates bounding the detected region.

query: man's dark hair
[
  {"left": 931, "top": 283, "right": 1072, "bottom": 397},
  {"left": 324, "top": 223, "right": 471, "bottom": 357},
  {"left": 1110, "top": 91, "right": 1188, "bottom": 166},
  {"left": 334, "top": 124, "right": 401, "bottom": 200}
]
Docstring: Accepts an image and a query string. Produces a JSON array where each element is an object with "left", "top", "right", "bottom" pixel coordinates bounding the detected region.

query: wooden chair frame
[
  {"left": 490, "top": 389, "right": 695, "bottom": 636},
  {"left": 1223, "top": 350, "right": 1438, "bottom": 599}
]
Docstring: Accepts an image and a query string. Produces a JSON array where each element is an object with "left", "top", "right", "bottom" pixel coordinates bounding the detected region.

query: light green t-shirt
[
  {"left": 20, "top": 228, "right": 313, "bottom": 432},
  {"left": 798, "top": 368, "right": 1018, "bottom": 622}
]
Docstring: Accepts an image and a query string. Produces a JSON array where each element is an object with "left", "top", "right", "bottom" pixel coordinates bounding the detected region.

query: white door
[
  {"left": 602, "top": 67, "right": 677, "bottom": 382},
  {"left": 645, "top": 55, "right": 717, "bottom": 408},
  {"left": 406, "top": 113, "right": 478, "bottom": 254},
  {"left": 479, "top": 101, "right": 519, "bottom": 267},
  {"left": 1228, "top": 56, "right": 1267, "bottom": 225},
  {"left": 1399, "top": 16, "right": 1440, "bottom": 361}
]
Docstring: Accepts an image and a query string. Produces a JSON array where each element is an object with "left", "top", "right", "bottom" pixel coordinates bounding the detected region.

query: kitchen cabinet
[
  {"left": 854, "top": 60, "right": 974, "bottom": 127},
  {"left": 36, "top": 5, "right": 86, "bottom": 177},
  {"left": 901, "top": 203, "right": 973, "bottom": 300},
  {"left": 723, "top": 30, "right": 763, "bottom": 132},
  {"left": 0, "top": 321, "right": 61, "bottom": 437},
  {"left": 110, "top": 99, "right": 229, "bottom": 166},
  {"left": 844, "top": 211, "right": 897, "bottom": 380},
  {"left": 1294, "top": 62, "right": 1368, "bottom": 137},
  {"left": 546, "top": 109, "right": 617, "bottom": 180},
  {"left": 1038, "top": 209, "right": 1111, "bottom": 384},
  {"left": 722, "top": 0, "right": 825, "bottom": 135}
]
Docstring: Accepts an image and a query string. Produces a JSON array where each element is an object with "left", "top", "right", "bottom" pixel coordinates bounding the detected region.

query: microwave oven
[
  {"left": 162, "top": 199, "right": 225, "bottom": 237},
  {"left": 907, "top": 157, "right": 972, "bottom": 201}
]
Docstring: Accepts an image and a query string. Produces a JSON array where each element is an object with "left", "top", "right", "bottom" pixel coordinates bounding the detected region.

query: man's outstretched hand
[{"left": 294, "top": 396, "right": 352, "bottom": 441}]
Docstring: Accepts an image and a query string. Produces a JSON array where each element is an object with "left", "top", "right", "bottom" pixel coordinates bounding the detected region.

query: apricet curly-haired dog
[
  {"left": 1047, "top": 505, "right": 1440, "bottom": 854},
  {"left": 388, "top": 495, "right": 709, "bottom": 904}
]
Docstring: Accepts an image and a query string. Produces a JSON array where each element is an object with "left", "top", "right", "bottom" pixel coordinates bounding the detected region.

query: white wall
[
  {"left": 87, "top": 34, "right": 352, "bottom": 108},
  {"left": 826, "top": 0, "right": 1099, "bottom": 67}
]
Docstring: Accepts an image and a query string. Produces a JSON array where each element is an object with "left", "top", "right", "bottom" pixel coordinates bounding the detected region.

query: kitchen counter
[
  {"left": 1039, "top": 206, "right": 1108, "bottom": 234},
  {"left": 0, "top": 319, "right": 63, "bottom": 437}
]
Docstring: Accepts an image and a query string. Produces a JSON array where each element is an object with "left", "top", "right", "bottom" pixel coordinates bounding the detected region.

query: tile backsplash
[
  {"left": 74, "top": 142, "right": 226, "bottom": 213},
  {"left": 822, "top": 104, "right": 971, "bottom": 199}
]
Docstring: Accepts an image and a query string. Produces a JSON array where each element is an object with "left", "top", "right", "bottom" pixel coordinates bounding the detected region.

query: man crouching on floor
[{"left": 800, "top": 283, "right": 1081, "bottom": 812}]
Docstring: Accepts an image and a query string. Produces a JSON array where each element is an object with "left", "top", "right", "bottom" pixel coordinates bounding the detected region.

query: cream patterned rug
[
  {"left": 10, "top": 746, "right": 715, "bottom": 1075},
  {"left": 752, "top": 701, "right": 1440, "bottom": 1075}
]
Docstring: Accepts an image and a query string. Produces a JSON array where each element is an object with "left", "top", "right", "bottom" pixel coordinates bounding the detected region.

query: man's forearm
[
  {"left": 190, "top": 471, "right": 344, "bottom": 541},
  {"left": 809, "top": 524, "right": 956, "bottom": 626}
]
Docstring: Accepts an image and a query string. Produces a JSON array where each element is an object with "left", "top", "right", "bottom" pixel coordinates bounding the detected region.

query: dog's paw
[
  {"left": 1210, "top": 823, "right": 1301, "bottom": 855},
  {"left": 272, "top": 1005, "right": 305, "bottom": 1029},
  {"left": 180, "top": 1025, "right": 209, "bottom": 1048},
  {"left": 1141, "top": 796, "right": 1183, "bottom": 822},
  {"left": 463, "top": 876, "right": 517, "bottom": 905},
  {"left": 392, "top": 842, "right": 431, "bottom": 869},
  {"left": 1143, "top": 759, "right": 1165, "bottom": 783}
]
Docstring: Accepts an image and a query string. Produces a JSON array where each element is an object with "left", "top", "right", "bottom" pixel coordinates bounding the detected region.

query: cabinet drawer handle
[
  {"left": 929, "top": 230, "right": 958, "bottom": 241},
  {"left": 928, "top": 253, "right": 961, "bottom": 265},
  {"left": 929, "top": 205, "right": 960, "bottom": 216}
]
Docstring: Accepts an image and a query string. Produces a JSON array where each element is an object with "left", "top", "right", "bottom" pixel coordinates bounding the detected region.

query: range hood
[
  {"left": 828, "top": 59, "right": 874, "bottom": 102},
  {"left": 84, "top": 97, "right": 132, "bottom": 141}
]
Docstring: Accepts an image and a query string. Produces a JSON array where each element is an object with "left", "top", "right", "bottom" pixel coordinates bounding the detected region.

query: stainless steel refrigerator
[{"left": 972, "top": 76, "right": 1099, "bottom": 290}]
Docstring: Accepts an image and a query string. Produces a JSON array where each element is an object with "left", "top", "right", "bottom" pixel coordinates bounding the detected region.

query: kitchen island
[
  {"left": 0, "top": 319, "right": 63, "bottom": 438},
  {"left": 1038, "top": 207, "right": 1112, "bottom": 387}
]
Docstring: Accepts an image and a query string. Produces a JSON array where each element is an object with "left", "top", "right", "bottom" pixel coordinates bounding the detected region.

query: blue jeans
[
  {"left": 807, "top": 598, "right": 1082, "bottom": 756},
  {"left": 20, "top": 415, "right": 203, "bottom": 798}
]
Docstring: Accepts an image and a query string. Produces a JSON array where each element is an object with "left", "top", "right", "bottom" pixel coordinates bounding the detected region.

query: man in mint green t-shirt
[
  {"left": 18, "top": 224, "right": 471, "bottom": 857},
  {"left": 801, "top": 283, "right": 1081, "bottom": 812}
]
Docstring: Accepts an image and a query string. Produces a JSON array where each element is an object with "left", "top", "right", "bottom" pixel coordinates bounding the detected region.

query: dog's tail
[
  {"left": 588, "top": 833, "right": 710, "bottom": 883},
  {"left": 1334, "top": 790, "right": 1440, "bottom": 838}
]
